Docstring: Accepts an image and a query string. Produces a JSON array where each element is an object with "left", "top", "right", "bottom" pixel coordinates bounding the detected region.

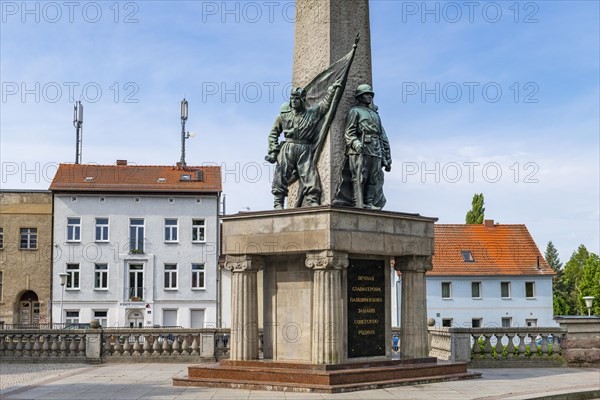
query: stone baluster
[
  {"left": 482, "top": 334, "right": 493, "bottom": 358},
  {"left": 122, "top": 335, "right": 132, "bottom": 356},
  {"left": 104, "top": 336, "right": 113, "bottom": 356},
  {"left": 78, "top": 335, "right": 86, "bottom": 356},
  {"left": 32, "top": 335, "right": 42, "bottom": 357},
  {"left": 506, "top": 333, "right": 516, "bottom": 357},
  {"left": 151, "top": 335, "right": 161, "bottom": 357},
  {"left": 51, "top": 335, "right": 59, "bottom": 357},
  {"left": 69, "top": 336, "right": 78, "bottom": 355},
  {"left": 553, "top": 334, "right": 561, "bottom": 354},
  {"left": 171, "top": 335, "right": 181, "bottom": 357},
  {"left": 224, "top": 255, "right": 264, "bottom": 361},
  {"left": 540, "top": 334, "right": 549, "bottom": 356},
  {"left": 495, "top": 334, "right": 504, "bottom": 358},
  {"left": 0, "top": 334, "right": 5, "bottom": 357},
  {"left": 113, "top": 336, "right": 123, "bottom": 357},
  {"left": 42, "top": 335, "right": 50, "bottom": 358},
  {"left": 161, "top": 335, "right": 172, "bottom": 356},
  {"left": 394, "top": 255, "right": 433, "bottom": 359},
  {"left": 23, "top": 334, "right": 33, "bottom": 357},
  {"left": 517, "top": 333, "right": 527, "bottom": 356},
  {"left": 5, "top": 335, "right": 16, "bottom": 357},
  {"left": 142, "top": 334, "right": 152, "bottom": 356},
  {"left": 306, "top": 250, "right": 348, "bottom": 364},
  {"left": 191, "top": 335, "right": 200, "bottom": 356},
  {"left": 132, "top": 334, "right": 142, "bottom": 356},
  {"left": 15, "top": 335, "right": 24, "bottom": 357},
  {"left": 471, "top": 334, "right": 481, "bottom": 358},
  {"left": 181, "top": 335, "right": 190, "bottom": 355},
  {"left": 60, "top": 336, "right": 68, "bottom": 357}
]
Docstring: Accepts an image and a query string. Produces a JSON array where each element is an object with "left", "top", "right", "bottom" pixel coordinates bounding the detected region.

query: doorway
[{"left": 17, "top": 291, "right": 40, "bottom": 325}]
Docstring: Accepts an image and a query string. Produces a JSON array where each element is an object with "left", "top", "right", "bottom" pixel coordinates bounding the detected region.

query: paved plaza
[{"left": 0, "top": 363, "right": 598, "bottom": 400}]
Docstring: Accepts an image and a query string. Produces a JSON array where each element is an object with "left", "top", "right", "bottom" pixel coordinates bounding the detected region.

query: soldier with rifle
[{"left": 343, "top": 84, "right": 392, "bottom": 209}]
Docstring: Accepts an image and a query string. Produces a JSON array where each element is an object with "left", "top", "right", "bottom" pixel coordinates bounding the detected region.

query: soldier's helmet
[
  {"left": 290, "top": 87, "right": 307, "bottom": 100},
  {"left": 355, "top": 84, "right": 374, "bottom": 98}
]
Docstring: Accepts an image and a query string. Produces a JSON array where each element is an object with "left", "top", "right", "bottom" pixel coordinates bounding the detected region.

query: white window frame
[
  {"left": 502, "top": 317, "right": 512, "bottom": 328},
  {"left": 20, "top": 228, "right": 37, "bottom": 249},
  {"left": 441, "top": 282, "right": 452, "bottom": 299},
  {"left": 192, "top": 219, "right": 206, "bottom": 243},
  {"left": 471, "top": 281, "right": 482, "bottom": 299},
  {"left": 472, "top": 318, "right": 483, "bottom": 328},
  {"left": 93, "top": 310, "right": 108, "bottom": 327},
  {"left": 66, "top": 217, "right": 81, "bottom": 242},
  {"left": 65, "top": 310, "right": 80, "bottom": 324},
  {"left": 501, "top": 281, "right": 511, "bottom": 299},
  {"left": 129, "top": 218, "right": 145, "bottom": 252},
  {"left": 191, "top": 263, "right": 205, "bottom": 290},
  {"left": 525, "top": 281, "right": 536, "bottom": 299},
  {"left": 94, "top": 263, "right": 109, "bottom": 290},
  {"left": 95, "top": 217, "right": 109, "bottom": 242},
  {"left": 66, "top": 263, "right": 80, "bottom": 290},
  {"left": 164, "top": 218, "right": 178, "bottom": 243},
  {"left": 164, "top": 264, "right": 178, "bottom": 290}
]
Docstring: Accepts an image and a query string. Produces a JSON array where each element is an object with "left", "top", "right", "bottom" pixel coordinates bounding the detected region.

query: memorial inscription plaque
[{"left": 347, "top": 259, "right": 386, "bottom": 358}]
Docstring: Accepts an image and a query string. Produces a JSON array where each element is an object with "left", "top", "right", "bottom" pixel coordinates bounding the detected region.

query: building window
[
  {"left": 67, "top": 217, "right": 81, "bottom": 242},
  {"left": 65, "top": 311, "right": 79, "bottom": 324},
  {"left": 471, "top": 282, "right": 482, "bottom": 298},
  {"left": 93, "top": 310, "right": 108, "bottom": 327},
  {"left": 472, "top": 318, "right": 483, "bottom": 328},
  {"left": 66, "top": 263, "right": 80, "bottom": 289},
  {"left": 164, "top": 264, "right": 178, "bottom": 289},
  {"left": 0, "top": 227, "right": 3, "bottom": 249},
  {"left": 192, "top": 219, "right": 205, "bottom": 243},
  {"left": 128, "top": 264, "right": 144, "bottom": 300},
  {"left": 94, "top": 264, "right": 108, "bottom": 290},
  {"left": 461, "top": 250, "right": 474, "bottom": 262},
  {"left": 502, "top": 317, "right": 512, "bottom": 328},
  {"left": 442, "top": 318, "right": 453, "bottom": 328},
  {"left": 525, "top": 282, "right": 535, "bottom": 298},
  {"left": 191, "top": 264, "right": 205, "bottom": 289},
  {"left": 441, "top": 282, "right": 452, "bottom": 299},
  {"left": 95, "top": 218, "right": 109, "bottom": 242},
  {"left": 129, "top": 219, "right": 144, "bottom": 253},
  {"left": 20, "top": 228, "right": 37, "bottom": 249},
  {"left": 501, "top": 282, "right": 511, "bottom": 299},
  {"left": 526, "top": 319, "right": 537, "bottom": 327},
  {"left": 164, "top": 219, "right": 178, "bottom": 242}
]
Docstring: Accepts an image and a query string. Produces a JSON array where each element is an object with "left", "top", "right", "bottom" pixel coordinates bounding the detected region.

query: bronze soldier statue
[
  {"left": 266, "top": 81, "right": 342, "bottom": 209},
  {"left": 335, "top": 84, "right": 392, "bottom": 209}
]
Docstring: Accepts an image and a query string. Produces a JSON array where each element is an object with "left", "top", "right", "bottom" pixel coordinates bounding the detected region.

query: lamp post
[
  {"left": 583, "top": 296, "right": 595, "bottom": 316},
  {"left": 58, "top": 273, "right": 69, "bottom": 325}
]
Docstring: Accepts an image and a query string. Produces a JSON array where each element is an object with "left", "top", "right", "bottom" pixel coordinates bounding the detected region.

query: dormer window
[
  {"left": 84, "top": 176, "right": 94, "bottom": 182},
  {"left": 157, "top": 178, "right": 167, "bottom": 183},
  {"left": 461, "top": 250, "right": 474, "bottom": 262},
  {"left": 180, "top": 174, "right": 192, "bottom": 182}
]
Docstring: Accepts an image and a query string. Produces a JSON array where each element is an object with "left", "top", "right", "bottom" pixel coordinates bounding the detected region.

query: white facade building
[
  {"left": 392, "top": 221, "right": 556, "bottom": 328},
  {"left": 50, "top": 162, "right": 222, "bottom": 328}
]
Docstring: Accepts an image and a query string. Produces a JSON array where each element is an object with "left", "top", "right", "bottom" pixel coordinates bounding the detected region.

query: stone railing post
[
  {"left": 306, "top": 250, "right": 348, "bottom": 364},
  {"left": 395, "top": 255, "right": 432, "bottom": 359},
  {"left": 86, "top": 331, "right": 101, "bottom": 362},
  {"left": 224, "top": 255, "right": 264, "bottom": 361}
]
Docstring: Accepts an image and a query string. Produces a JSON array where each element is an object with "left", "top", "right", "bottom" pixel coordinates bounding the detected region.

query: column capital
[
  {"left": 224, "top": 255, "right": 264, "bottom": 272},
  {"left": 305, "top": 250, "right": 349, "bottom": 270},
  {"left": 394, "top": 255, "right": 432, "bottom": 273}
]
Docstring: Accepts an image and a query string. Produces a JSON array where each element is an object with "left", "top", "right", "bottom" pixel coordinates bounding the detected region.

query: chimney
[
  {"left": 116, "top": 160, "right": 128, "bottom": 166},
  {"left": 484, "top": 219, "right": 494, "bottom": 228}
]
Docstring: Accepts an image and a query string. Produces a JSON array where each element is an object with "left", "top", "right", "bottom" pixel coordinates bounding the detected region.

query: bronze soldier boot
[{"left": 274, "top": 195, "right": 285, "bottom": 210}]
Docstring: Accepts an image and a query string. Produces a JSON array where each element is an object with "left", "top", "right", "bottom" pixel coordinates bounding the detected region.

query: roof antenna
[
  {"left": 73, "top": 101, "right": 83, "bottom": 164},
  {"left": 179, "top": 98, "right": 196, "bottom": 169}
]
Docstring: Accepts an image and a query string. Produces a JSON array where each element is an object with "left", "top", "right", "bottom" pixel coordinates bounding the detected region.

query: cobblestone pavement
[{"left": 0, "top": 363, "right": 598, "bottom": 400}]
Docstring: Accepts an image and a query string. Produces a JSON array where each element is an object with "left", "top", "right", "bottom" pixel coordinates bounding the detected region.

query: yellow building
[{"left": 0, "top": 191, "right": 53, "bottom": 325}]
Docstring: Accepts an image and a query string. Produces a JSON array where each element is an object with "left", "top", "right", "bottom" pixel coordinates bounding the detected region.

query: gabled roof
[
  {"left": 430, "top": 223, "right": 553, "bottom": 276},
  {"left": 49, "top": 163, "right": 221, "bottom": 193}
]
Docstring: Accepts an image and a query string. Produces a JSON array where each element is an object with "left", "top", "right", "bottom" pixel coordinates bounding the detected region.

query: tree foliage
[
  {"left": 545, "top": 241, "right": 562, "bottom": 273},
  {"left": 466, "top": 193, "right": 485, "bottom": 224},
  {"left": 578, "top": 253, "right": 600, "bottom": 315},
  {"left": 546, "top": 241, "right": 569, "bottom": 315}
]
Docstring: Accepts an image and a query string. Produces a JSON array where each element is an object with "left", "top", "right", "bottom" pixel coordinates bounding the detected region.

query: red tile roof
[
  {"left": 430, "top": 223, "right": 553, "bottom": 276},
  {"left": 50, "top": 163, "right": 221, "bottom": 193}
]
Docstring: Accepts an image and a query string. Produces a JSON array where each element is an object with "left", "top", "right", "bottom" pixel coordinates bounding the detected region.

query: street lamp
[
  {"left": 58, "top": 272, "right": 69, "bottom": 325},
  {"left": 583, "top": 296, "right": 595, "bottom": 316}
]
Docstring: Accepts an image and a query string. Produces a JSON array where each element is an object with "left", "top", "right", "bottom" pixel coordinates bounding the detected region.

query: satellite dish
[{"left": 188, "top": 131, "right": 197, "bottom": 138}]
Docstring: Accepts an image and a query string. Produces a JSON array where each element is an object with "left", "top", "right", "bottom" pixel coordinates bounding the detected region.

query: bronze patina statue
[
  {"left": 266, "top": 81, "right": 342, "bottom": 209},
  {"left": 334, "top": 84, "right": 391, "bottom": 209}
]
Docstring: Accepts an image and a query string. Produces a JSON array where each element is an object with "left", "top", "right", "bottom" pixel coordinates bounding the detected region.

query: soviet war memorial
[{"left": 1, "top": 0, "right": 599, "bottom": 399}]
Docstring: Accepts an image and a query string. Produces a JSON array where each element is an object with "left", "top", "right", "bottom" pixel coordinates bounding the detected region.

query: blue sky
[{"left": 1, "top": 0, "right": 598, "bottom": 262}]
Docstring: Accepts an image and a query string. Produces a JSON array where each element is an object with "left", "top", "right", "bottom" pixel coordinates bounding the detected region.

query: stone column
[
  {"left": 395, "top": 255, "right": 432, "bottom": 359},
  {"left": 306, "top": 250, "right": 348, "bottom": 364},
  {"left": 224, "top": 255, "right": 264, "bottom": 361}
]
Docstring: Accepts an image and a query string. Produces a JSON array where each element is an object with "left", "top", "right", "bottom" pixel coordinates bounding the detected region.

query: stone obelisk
[{"left": 288, "top": 0, "right": 373, "bottom": 207}]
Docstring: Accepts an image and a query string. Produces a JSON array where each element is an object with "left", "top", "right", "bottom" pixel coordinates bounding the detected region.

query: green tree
[
  {"left": 466, "top": 193, "right": 485, "bottom": 224},
  {"left": 563, "top": 245, "right": 590, "bottom": 315},
  {"left": 578, "top": 253, "right": 600, "bottom": 315},
  {"left": 545, "top": 241, "right": 569, "bottom": 315}
]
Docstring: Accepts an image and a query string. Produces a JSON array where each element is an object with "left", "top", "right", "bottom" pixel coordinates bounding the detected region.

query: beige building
[{"left": 0, "top": 191, "right": 53, "bottom": 325}]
